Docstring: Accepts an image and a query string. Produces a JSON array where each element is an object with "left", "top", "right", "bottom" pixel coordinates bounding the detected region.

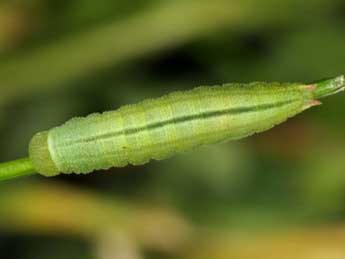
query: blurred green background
[{"left": 1, "top": 0, "right": 345, "bottom": 258}]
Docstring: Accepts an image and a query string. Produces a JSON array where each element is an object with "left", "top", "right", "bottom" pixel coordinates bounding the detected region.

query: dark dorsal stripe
[{"left": 74, "top": 99, "right": 295, "bottom": 144}]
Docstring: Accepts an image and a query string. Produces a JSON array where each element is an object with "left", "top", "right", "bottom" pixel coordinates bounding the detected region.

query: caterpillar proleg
[{"left": 24, "top": 75, "right": 344, "bottom": 177}]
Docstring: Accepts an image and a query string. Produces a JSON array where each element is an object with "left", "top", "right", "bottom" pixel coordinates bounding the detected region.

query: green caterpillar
[{"left": 27, "top": 76, "right": 344, "bottom": 177}]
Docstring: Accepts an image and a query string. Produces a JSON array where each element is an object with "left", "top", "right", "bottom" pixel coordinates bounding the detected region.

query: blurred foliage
[
  {"left": 0, "top": 0, "right": 345, "bottom": 258},
  {"left": 184, "top": 225, "right": 345, "bottom": 259}
]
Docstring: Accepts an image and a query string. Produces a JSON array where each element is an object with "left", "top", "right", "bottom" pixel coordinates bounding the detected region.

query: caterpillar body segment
[{"left": 29, "top": 76, "right": 345, "bottom": 177}]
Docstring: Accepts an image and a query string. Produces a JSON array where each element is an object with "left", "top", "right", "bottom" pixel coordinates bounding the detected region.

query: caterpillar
[{"left": 27, "top": 76, "right": 344, "bottom": 177}]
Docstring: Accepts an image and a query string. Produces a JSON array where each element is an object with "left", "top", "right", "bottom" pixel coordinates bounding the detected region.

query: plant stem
[
  {"left": 0, "top": 157, "right": 36, "bottom": 181},
  {"left": 313, "top": 75, "right": 345, "bottom": 99}
]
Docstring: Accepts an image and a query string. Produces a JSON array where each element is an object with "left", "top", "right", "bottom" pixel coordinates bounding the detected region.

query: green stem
[
  {"left": 0, "top": 157, "right": 36, "bottom": 181},
  {"left": 312, "top": 75, "right": 345, "bottom": 99}
]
